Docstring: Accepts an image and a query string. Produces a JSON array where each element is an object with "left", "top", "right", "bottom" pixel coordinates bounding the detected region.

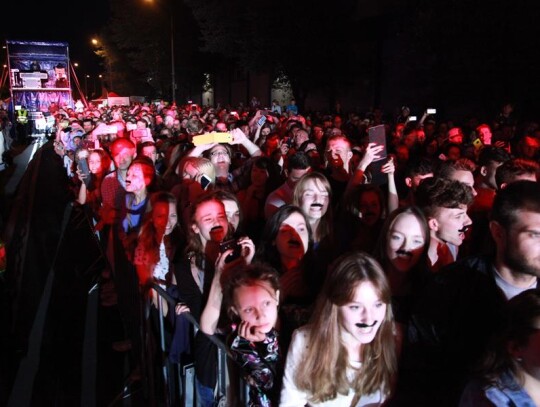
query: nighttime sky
[{"left": 1, "top": 0, "right": 110, "bottom": 74}]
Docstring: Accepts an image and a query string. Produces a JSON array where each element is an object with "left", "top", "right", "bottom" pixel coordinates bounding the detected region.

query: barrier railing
[{"left": 148, "top": 283, "right": 249, "bottom": 406}]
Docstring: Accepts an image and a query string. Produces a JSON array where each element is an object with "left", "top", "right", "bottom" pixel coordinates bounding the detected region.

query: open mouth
[
  {"left": 210, "top": 226, "right": 224, "bottom": 238},
  {"left": 288, "top": 239, "right": 301, "bottom": 248}
]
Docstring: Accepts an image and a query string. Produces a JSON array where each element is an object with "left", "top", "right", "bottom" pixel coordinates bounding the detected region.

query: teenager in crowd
[{"left": 280, "top": 252, "right": 397, "bottom": 406}]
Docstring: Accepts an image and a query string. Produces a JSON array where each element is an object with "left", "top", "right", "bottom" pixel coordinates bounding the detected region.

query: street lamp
[
  {"left": 144, "top": 0, "right": 176, "bottom": 104},
  {"left": 91, "top": 38, "right": 113, "bottom": 92}
]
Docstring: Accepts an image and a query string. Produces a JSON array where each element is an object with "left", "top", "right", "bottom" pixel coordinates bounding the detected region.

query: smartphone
[
  {"left": 472, "top": 138, "right": 483, "bottom": 150},
  {"left": 219, "top": 239, "right": 242, "bottom": 263},
  {"left": 193, "top": 132, "right": 233, "bottom": 146},
  {"left": 427, "top": 108, "right": 437, "bottom": 115},
  {"left": 367, "top": 125, "right": 387, "bottom": 162},
  {"left": 200, "top": 174, "right": 212, "bottom": 190},
  {"left": 78, "top": 157, "right": 91, "bottom": 187},
  {"left": 213, "top": 132, "right": 233, "bottom": 144},
  {"left": 408, "top": 115, "right": 418, "bottom": 121},
  {"left": 257, "top": 115, "right": 267, "bottom": 127}
]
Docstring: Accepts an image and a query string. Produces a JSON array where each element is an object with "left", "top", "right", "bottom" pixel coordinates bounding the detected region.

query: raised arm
[{"left": 347, "top": 143, "right": 384, "bottom": 192}]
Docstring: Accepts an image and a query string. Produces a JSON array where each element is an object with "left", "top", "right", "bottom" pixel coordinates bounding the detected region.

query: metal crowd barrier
[{"left": 149, "top": 283, "right": 249, "bottom": 406}]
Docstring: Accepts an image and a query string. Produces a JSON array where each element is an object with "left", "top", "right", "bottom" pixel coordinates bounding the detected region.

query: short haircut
[
  {"left": 110, "top": 138, "right": 135, "bottom": 156},
  {"left": 415, "top": 177, "right": 473, "bottom": 218},
  {"left": 137, "top": 141, "right": 156, "bottom": 155},
  {"left": 495, "top": 158, "right": 539, "bottom": 189},
  {"left": 437, "top": 158, "right": 476, "bottom": 179},
  {"left": 204, "top": 143, "right": 232, "bottom": 160},
  {"left": 491, "top": 180, "right": 540, "bottom": 229},
  {"left": 477, "top": 146, "right": 511, "bottom": 168},
  {"left": 288, "top": 151, "right": 311, "bottom": 171},
  {"left": 405, "top": 158, "right": 434, "bottom": 178},
  {"left": 326, "top": 134, "right": 351, "bottom": 150}
]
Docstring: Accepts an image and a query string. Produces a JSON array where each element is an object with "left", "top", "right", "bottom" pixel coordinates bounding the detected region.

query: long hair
[
  {"left": 255, "top": 205, "right": 313, "bottom": 272},
  {"left": 477, "top": 289, "right": 540, "bottom": 388},
  {"left": 137, "top": 191, "right": 178, "bottom": 265},
  {"left": 292, "top": 172, "right": 333, "bottom": 243},
  {"left": 184, "top": 193, "right": 231, "bottom": 269},
  {"left": 373, "top": 206, "right": 430, "bottom": 273},
  {"left": 294, "top": 252, "right": 397, "bottom": 403}
]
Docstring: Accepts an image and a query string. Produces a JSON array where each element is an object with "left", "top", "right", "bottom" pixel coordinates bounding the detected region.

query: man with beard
[{"left": 392, "top": 180, "right": 540, "bottom": 407}]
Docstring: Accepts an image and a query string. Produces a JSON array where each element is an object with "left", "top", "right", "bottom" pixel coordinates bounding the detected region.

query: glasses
[{"left": 210, "top": 150, "right": 229, "bottom": 157}]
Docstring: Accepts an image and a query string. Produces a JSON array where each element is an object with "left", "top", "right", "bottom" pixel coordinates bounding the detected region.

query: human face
[
  {"left": 448, "top": 129, "right": 463, "bottom": 144},
  {"left": 287, "top": 168, "right": 310, "bottom": 188},
  {"left": 312, "top": 127, "right": 324, "bottom": 142},
  {"left": 294, "top": 130, "right": 309, "bottom": 148},
  {"left": 222, "top": 199, "right": 240, "bottom": 232},
  {"left": 431, "top": 204, "right": 472, "bottom": 246},
  {"left": 251, "top": 165, "right": 269, "bottom": 187},
  {"left": 192, "top": 200, "right": 228, "bottom": 246},
  {"left": 500, "top": 210, "right": 540, "bottom": 278},
  {"left": 326, "top": 138, "right": 352, "bottom": 170},
  {"left": 386, "top": 213, "right": 426, "bottom": 273},
  {"left": 152, "top": 202, "right": 178, "bottom": 236},
  {"left": 274, "top": 212, "right": 310, "bottom": 261},
  {"left": 82, "top": 121, "right": 94, "bottom": 133},
  {"left": 446, "top": 146, "right": 461, "bottom": 161},
  {"left": 112, "top": 145, "right": 135, "bottom": 171},
  {"left": 88, "top": 152, "right": 103, "bottom": 175},
  {"left": 339, "top": 282, "right": 387, "bottom": 346},
  {"left": 299, "top": 179, "right": 330, "bottom": 221},
  {"left": 234, "top": 282, "right": 279, "bottom": 334},
  {"left": 125, "top": 164, "right": 147, "bottom": 193},
  {"left": 209, "top": 145, "right": 231, "bottom": 171},
  {"left": 450, "top": 170, "right": 477, "bottom": 197},
  {"left": 142, "top": 145, "right": 158, "bottom": 164},
  {"left": 359, "top": 191, "right": 382, "bottom": 227},
  {"left": 478, "top": 126, "right": 492, "bottom": 144}
]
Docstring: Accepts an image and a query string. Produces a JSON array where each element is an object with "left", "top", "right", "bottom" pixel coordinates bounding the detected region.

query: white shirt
[{"left": 280, "top": 328, "right": 384, "bottom": 407}]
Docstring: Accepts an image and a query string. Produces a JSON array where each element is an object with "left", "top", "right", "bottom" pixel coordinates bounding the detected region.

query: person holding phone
[
  {"left": 170, "top": 156, "right": 216, "bottom": 231},
  {"left": 171, "top": 194, "right": 251, "bottom": 406},
  {"left": 187, "top": 127, "right": 262, "bottom": 192},
  {"left": 76, "top": 148, "right": 112, "bottom": 226}
]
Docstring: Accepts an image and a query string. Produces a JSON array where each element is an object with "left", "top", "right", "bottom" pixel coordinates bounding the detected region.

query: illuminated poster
[{"left": 7, "top": 40, "right": 72, "bottom": 111}]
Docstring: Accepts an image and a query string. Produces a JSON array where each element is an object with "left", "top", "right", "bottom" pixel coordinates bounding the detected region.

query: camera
[{"left": 219, "top": 239, "right": 242, "bottom": 263}]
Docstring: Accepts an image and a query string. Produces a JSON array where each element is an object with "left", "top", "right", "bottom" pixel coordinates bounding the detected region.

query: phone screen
[
  {"left": 367, "top": 125, "right": 387, "bottom": 162},
  {"left": 200, "top": 174, "right": 211, "bottom": 190}
]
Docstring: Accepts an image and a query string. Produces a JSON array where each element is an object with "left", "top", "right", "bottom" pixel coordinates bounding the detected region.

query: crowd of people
[{"left": 3, "top": 98, "right": 540, "bottom": 406}]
